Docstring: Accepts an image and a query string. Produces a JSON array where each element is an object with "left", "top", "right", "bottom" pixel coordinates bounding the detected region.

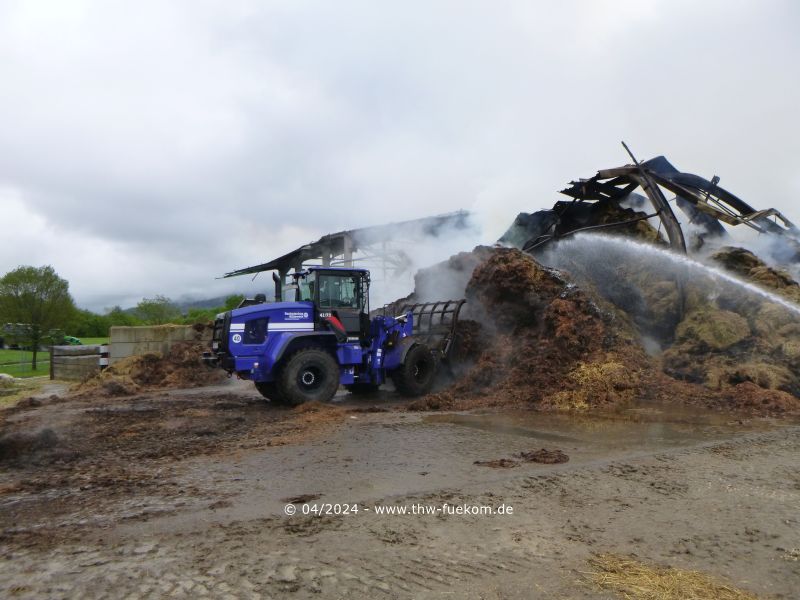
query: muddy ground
[{"left": 1, "top": 378, "right": 798, "bottom": 599}]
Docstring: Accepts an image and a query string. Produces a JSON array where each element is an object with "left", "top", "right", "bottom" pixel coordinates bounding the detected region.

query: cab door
[{"left": 317, "top": 272, "right": 367, "bottom": 339}]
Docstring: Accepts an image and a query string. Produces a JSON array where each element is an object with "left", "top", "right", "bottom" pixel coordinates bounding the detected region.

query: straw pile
[
  {"left": 73, "top": 341, "right": 224, "bottom": 396},
  {"left": 588, "top": 553, "right": 760, "bottom": 600}
]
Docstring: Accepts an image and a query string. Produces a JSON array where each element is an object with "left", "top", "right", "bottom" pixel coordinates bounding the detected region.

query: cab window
[
  {"left": 318, "top": 274, "right": 363, "bottom": 310},
  {"left": 296, "top": 272, "right": 316, "bottom": 302}
]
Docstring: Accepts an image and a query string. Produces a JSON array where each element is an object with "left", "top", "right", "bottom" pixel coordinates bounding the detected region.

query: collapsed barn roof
[
  {"left": 223, "top": 210, "right": 471, "bottom": 279},
  {"left": 506, "top": 152, "right": 799, "bottom": 257},
  {"left": 564, "top": 155, "right": 798, "bottom": 248}
]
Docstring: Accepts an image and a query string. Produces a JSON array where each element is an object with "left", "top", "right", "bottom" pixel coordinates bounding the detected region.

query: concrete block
[
  {"left": 51, "top": 345, "right": 102, "bottom": 357},
  {"left": 52, "top": 354, "right": 101, "bottom": 380}
]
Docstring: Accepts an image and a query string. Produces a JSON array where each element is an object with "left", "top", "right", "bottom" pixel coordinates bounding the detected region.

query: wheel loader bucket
[{"left": 397, "top": 299, "right": 466, "bottom": 358}]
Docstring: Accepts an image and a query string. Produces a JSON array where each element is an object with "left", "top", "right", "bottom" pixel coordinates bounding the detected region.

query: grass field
[
  {"left": 0, "top": 338, "right": 108, "bottom": 378},
  {"left": 0, "top": 348, "right": 50, "bottom": 377},
  {"left": 0, "top": 347, "right": 48, "bottom": 365},
  {"left": 0, "top": 366, "right": 48, "bottom": 378},
  {"left": 0, "top": 361, "right": 49, "bottom": 378}
]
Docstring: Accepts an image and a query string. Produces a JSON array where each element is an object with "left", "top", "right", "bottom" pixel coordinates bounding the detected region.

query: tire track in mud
[
  {"left": 3, "top": 421, "right": 798, "bottom": 599},
  {"left": 493, "top": 425, "right": 800, "bottom": 596},
  {"left": 1, "top": 537, "right": 545, "bottom": 599}
]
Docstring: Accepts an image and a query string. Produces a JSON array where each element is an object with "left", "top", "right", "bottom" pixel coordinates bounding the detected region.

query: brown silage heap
[
  {"left": 412, "top": 247, "right": 651, "bottom": 410},
  {"left": 410, "top": 244, "right": 800, "bottom": 415}
]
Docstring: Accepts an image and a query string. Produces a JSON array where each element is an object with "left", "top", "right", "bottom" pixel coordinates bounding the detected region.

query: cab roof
[{"left": 304, "top": 266, "right": 369, "bottom": 273}]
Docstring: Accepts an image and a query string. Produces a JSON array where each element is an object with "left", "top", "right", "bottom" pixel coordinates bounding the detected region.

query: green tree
[
  {"left": 70, "top": 308, "right": 110, "bottom": 338},
  {"left": 224, "top": 294, "right": 245, "bottom": 310},
  {"left": 0, "top": 265, "right": 77, "bottom": 370},
  {"left": 177, "top": 295, "right": 246, "bottom": 325},
  {"left": 135, "top": 295, "right": 180, "bottom": 325},
  {"left": 180, "top": 307, "right": 216, "bottom": 324},
  {"left": 105, "top": 305, "right": 141, "bottom": 327}
]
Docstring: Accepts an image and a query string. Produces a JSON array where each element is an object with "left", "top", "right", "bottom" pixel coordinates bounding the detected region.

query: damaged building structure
[
  {"left": 501, "top": 151, "right": 800, "bottom": 264},
  {"left": 223, "top": 210, "right": 473, "bottom": 297}
]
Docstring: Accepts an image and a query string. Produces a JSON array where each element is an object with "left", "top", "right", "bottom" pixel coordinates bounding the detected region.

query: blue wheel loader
[{"left": 202, "top": 267, "right": 464, "bottom": 405}]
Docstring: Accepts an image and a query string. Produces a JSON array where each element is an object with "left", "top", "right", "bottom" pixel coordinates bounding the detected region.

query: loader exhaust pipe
[{"left": 272, "top": 272, "right": 282, "bottom": 302}]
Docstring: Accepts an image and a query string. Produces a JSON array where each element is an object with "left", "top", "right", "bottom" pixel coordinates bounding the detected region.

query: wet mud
[{"left": 1, "top": 380, "right": 797, "bottom": 599}]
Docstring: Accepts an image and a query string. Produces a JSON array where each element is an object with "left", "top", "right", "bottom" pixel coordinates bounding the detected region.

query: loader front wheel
[
  {"left": 278, "top": 348, "right": 340, "bottom": 406},
  {"left": 254, "top": 381, "right": 288, "bottom": 405},
  {"left": 392, "top": 344, "right": 436, "bottom": 397}
]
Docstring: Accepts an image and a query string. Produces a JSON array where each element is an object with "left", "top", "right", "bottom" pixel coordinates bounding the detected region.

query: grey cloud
[{"left": 0, "top": 0, "right": 798, "bottom": 311}]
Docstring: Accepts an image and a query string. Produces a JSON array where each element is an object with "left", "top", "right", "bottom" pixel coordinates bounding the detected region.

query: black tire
[
  {"left": 277, "top": 348, "right": 340, "bottom": 406},
  {"left": 254, "top": 381, "right": 288, "bottom": 405},
  {"left": 392, "top": 344, "right": 437, "bottom": 397},
  {"left": 345, "top": 383, "right": 381, "bottom": 395}
]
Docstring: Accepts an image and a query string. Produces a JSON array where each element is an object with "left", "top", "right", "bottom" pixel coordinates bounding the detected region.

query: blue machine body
[{"left": 206, "top": 267, "right": 417, "bottom": 387}]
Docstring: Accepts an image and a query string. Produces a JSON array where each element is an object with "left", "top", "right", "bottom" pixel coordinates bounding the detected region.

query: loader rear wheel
[
  {"left": 278, "top": 348, "right": 340, "bottom": 406},
  {"left": 254, "top": 381, "right": 288, "bottom": 405},
  {"left": 392, "top": 344, "right": 436, "bottom": 397}
]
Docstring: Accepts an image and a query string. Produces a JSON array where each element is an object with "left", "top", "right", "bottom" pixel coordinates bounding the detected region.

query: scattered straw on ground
[
  {"left": 587, "top": 553, "right": 760, "bottom": 600},
  {"left": 260, "top": 401, "right": 346, "bottom": 446},
  {"left": 0, "top": 378, "right": 50, "bottom": 409}
]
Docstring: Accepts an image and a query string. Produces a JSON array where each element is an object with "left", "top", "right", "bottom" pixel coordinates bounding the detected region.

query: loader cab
[{"left": 287, "top": 268, "right": 371, "bottom": 340}]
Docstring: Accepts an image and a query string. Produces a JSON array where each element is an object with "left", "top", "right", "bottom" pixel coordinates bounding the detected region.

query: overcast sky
[{"left": 1, "top": 0, "right": 798, "bottom": 311}]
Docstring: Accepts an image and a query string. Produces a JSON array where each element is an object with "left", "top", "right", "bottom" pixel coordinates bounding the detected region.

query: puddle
[
  {"left": 422, "top": 403, "right": 784, "bottom": 450},
  {"left": 422, "top": 414, "right": 580, "bottom": 443}
]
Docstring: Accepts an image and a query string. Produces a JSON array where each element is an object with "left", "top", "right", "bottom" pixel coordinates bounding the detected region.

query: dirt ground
[{"left": 1, "top": 378, "right": 798, "bottom": 599}]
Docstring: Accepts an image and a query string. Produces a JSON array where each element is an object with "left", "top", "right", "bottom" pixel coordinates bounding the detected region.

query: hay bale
[
  {"left": 712, "top": 246, "right": 800, "bottom": 303},
  {"left": 674, "top": 310, "right": 750, "bottom": 353}
]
